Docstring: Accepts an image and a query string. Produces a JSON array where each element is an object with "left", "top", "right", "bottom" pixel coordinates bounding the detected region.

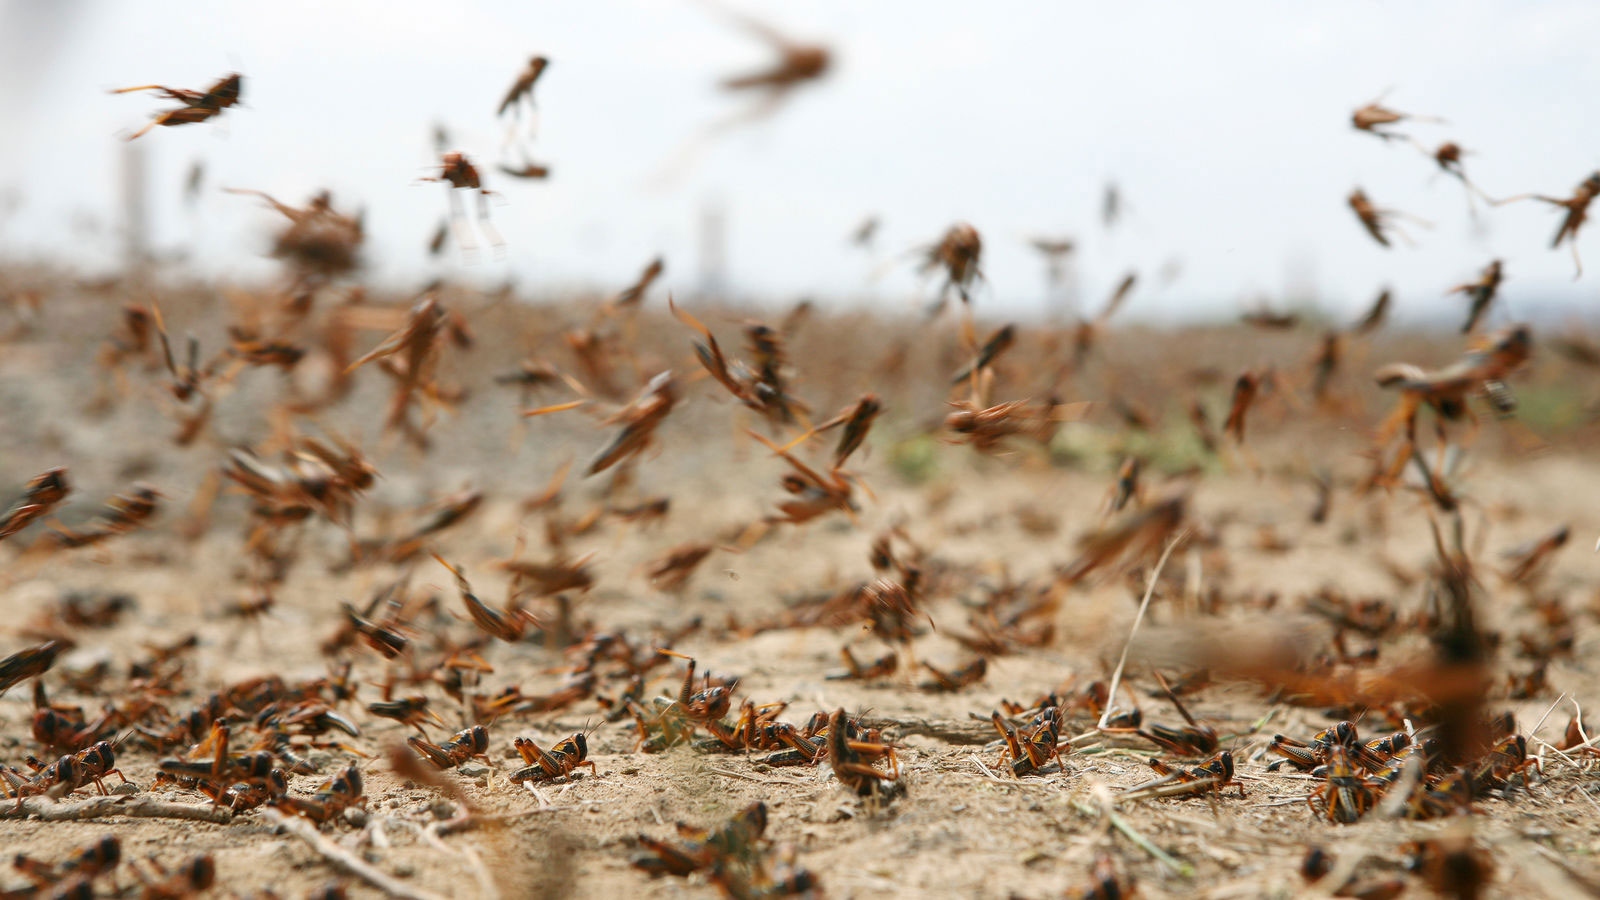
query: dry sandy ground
[{"left": 1, "top": 275, "right": 1598, "bottom": 898}]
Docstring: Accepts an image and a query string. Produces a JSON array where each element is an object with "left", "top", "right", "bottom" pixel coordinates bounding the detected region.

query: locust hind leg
[{"left": 515, "top": 737, "right": 563, "bottom": 779}]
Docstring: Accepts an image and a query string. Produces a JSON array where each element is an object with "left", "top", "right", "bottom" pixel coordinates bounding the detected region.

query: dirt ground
[{"left": 1, "top": 273, "right": 1598, "bottom": 898}]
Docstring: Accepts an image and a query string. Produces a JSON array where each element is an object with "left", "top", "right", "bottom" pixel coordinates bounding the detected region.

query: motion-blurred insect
[
  {"left": 1067, "top": 853, "right": 1134, "bottom": 900},
  {"left": 608, "top": 257, "right": 665, "bottom": 312},
  {"left": 920, "top": 223, "right": 984, "bottom": 309},
  {"left": 1450, "top": 260, "right": 1503, "bottom": 334},
  {"left": 645, "top": 543, "right": 716, "bottom": 593},
  {"left": 0, "top": 468, "right": 69, "bottom": 543},
  {"left": 1105, "top": 457, "right": 1142, "bottom": 515},
  {"left": 1137, "top": 672, "right": 1219, "bottom": 757},
  {"left": 1550, "top": 333, "right": 1600, "bottom": 368},
  {"left": 0, "top": 642, "right": 61, "bottom": 696},
  {"left": 422, "top": 152, "right": 503, "bottom": 257},
  {"left": 1187, "top": 399, "right": 1219, "bottom": 454},
  {"left": 1527, "top": 171, "right": 1599, "bottom": 278},
  {"left": 918, "top": 658, "right": 987, "bottom": 692},
  {"left": 587, "top": 371, "right": 678, "bottom": 476},
  {"left": 274, "top": 766, "right": 365, "bottom": 823},
  {"left": 1348, "top": 188, "right": 1425, "bottom": 248},
  {"left": 945, "top": 397, "right": 1085, "bottom": 454},
  {"left": 850, "top": 215, "right": 880, "bottom": 249},
  {"left": 1224, "top": 370, "right": 1259, "bottom": 443},
  {"left": 1059, "top": 491, "right": 1187, "bottom": 585},
  {"left": 632, "top": 801, "right": 770, "bottom": 879},
  {"left": 826, "top": 647, "right": 897, "bottom": 681},
  {"left": 746, "top": 428, "right": 858, "bottom": 526},
  {"left": 1350, "top": 94, "right": 1440, "bottom": 142},
  {"left": 1351, "top": 287, "right": 1391, "bottom": 335},
  {"left": 1301, "top": 846, "right": 1405, "bottom": 899},
  {"left": 427, "top": 219, "right": 450, "bottom": 257},
  {"left": 409, "top": 725, "right": 490, "bottom": 770},
  {"left": 1310, "top": 331, "right": 1343, "bottom": 405},
  {"left": 183, "top": 160, "right": 205, "bottom": 205},
  {"left": 47, "top": 484, "right": 162, "bottom": 550},
  {"left": 1308, "top": 468, "right": 1333, "bottom": 524},
  {"left": 367, "top": 696, "right": 445, "bottom": 735},
  {"left": 715, "top": 4, "right": 830, "bottom": 117},
  {"left": 434, "top": 554, "right": 539, "bottom": 643},
  {"left": 378, "top": 489, "right": 483, "bottom": 562},
  {"left": 228, "top": 188, "right": 364, "bottom": 281},
  {"left": 336, "top": 595, "right": 410, "bottom": 660},
  {"left": 1072, "top": 272, "right": 1136, "bottom": 370},
  {"left": 669, "top": 299, "right": 807, "bottom": 425},
  {"left": 1240, "top": 306, "right": 1299, "bottom": 330},
  {"left": 1405, "top": 835, "right": 1495, "bottom": 900},
  {"left": 12, "top": 834, "right": 121, "bottom": 893},
  {"left": 1371, "top": 324, "right": 1532, "bottom": 483},
  {"left": 114, "top": 72, "right": 242, "bottom": 140},
  {"left": 498, "top": 159, "right": 551, "bottom": 180},
  {"left": 1426, "top": 141, "right": 1489, "bottom": 210},
  {"left": 497, "top": 55, "right": 550, "bottom": 118},
  {"left": 131, "top": 854, "right": 215, "bottom": 899},
  {"left": 952, "top": 323, "right": 1016, "bottom": 385},
  {"left": 148, "top": 304, "right": 212, "bottom": 404},
  {"left": 345, "top": 296, "right": 450, "bottom": 443},
  {"left": 655, "top": 5, "right": 830, "bottom": 181},
  {"left": 1501, "top": 525, "right": 1569, "bottom": 586},
  {"left": 777, "top": 393, "right": 881, "bottom": 469},
  {"left": 1102, "top": 182, "right": 1122, "bottom": 228}
]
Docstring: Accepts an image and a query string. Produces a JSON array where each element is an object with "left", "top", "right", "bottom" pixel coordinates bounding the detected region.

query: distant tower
[
  {"left": 120, "top": 139, "right": 150, "bottom": 269},
  {"left": 697, "top": 198, "right": 727, "bottom": 300},
  {"left": 1034, "top": 239, "right": 1080, "bottom": 323},
  {"left": 1057, "top": 255, "right": 1082, "bottom": 322},
  {"left": 1283, "top": 246, "right": 1318, "bottom": 311}
]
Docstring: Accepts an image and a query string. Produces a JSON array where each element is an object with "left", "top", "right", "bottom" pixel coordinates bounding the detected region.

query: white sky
[{"left": 2, "top": 0, "right": 1598, "bottom": 324}]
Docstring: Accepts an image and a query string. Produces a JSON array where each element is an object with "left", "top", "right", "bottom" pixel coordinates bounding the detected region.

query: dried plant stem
[
  {"left": 1097, "top": 530, "right": 1189, "bottom": 731},
  {"left": 1069, "top": 799, "right": 1194, "bottom": 878},
  {"left": 265, "top": 809, "right": 449, "bottom": 900},
  {"left": 0, "top": 795, "right": 234, "bottom": 824}
]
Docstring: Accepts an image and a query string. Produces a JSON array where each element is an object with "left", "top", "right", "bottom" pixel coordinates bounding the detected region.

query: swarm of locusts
[{"left": 0, "top": 42, "right": 1596, "bottom": 900}]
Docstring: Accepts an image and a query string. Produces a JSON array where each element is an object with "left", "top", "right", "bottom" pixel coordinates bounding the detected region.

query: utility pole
[
  {"left": 119, "top": 139, "right": 150, "bottom": 271},
  {"left": 697, "top": 198, "right": 727, "bottom": 300}
]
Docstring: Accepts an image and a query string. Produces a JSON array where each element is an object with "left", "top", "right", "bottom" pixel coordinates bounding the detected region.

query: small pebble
[
  {"left": 459, "top": 763, "right": 490, "bottom": 777},
  {"left": 112, "top": 782, "right": 140, "bottom": 795}
]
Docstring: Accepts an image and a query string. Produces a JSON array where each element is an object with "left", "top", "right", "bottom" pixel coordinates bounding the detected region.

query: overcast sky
[{"left": 2, "top": 0, "right": 1598, "bottom": 324}]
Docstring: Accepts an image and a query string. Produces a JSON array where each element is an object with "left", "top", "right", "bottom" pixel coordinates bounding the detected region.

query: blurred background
[{"left": 1, "top": 0, "right": 1597, "bottom": 324}]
